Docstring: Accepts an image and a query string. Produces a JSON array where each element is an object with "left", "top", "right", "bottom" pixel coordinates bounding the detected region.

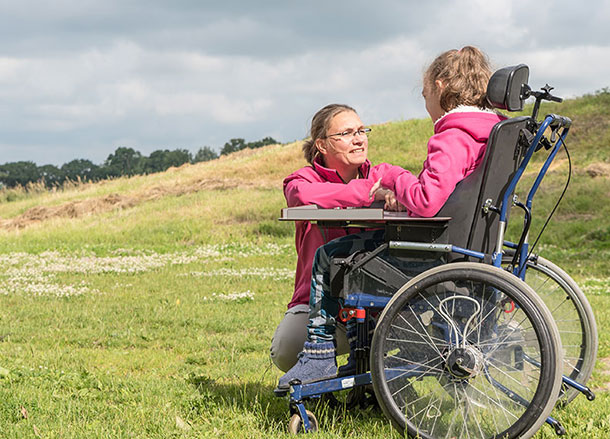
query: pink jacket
[
  {"left": 284, "top": 157, "right": 394, "bottom": 308},
  {"left": 381, "top": 109, "right": 505, "bottom": 217}
]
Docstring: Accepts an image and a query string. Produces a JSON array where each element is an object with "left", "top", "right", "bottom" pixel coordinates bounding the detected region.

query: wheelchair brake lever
[
  {"left": 543, "top": 127, "right": 560, "bottom": 150},
  {"left": 540, "top": 136, "right": 554, "bottom": 151}
]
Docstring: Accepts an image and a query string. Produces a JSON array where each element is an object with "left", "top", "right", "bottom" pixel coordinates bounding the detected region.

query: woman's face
[{"left": 316, "top": 111, "right": 368, "bottom": 171}]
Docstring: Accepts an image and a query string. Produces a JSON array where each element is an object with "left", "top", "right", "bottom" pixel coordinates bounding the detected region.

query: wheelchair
[{"left": 276, "top": 64, "right": 597, "bottom": 438}]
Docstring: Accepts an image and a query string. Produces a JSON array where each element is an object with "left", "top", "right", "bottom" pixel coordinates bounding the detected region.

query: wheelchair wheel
[
  {"left": 504, "top": 250, "right": 598, "bottom": 404},
  {"left": 370, "top": 262, "right": 563, "bottom": 439}
]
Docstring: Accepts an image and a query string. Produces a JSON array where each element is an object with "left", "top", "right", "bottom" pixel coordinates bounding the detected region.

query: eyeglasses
[{"left": 323, "top": 127, "right": 371, "bottom": 140}]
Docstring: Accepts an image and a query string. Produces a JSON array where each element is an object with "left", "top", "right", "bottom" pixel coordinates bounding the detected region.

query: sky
[{"left": 1, "top": 0, "right": 610, "bottom": 166}]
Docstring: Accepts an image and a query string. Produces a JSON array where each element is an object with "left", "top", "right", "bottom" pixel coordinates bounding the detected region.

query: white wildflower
[
  {"left": 0, "top": 243, "right": 291, "bottom": 298},
  {"left": 582, "top": 277, "right": 610, "bottom": 296},
  {"left": 185, "top": 267, "right": 294, "bottom": 279},
  {"left": 202, "top": 290, "right": 255, "bottom": 302}
]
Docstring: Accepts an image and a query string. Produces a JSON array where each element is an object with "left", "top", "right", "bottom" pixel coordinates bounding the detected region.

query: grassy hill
[
  {"left": 0, "top": 91, "right": 609, "bottom": 438},
  {"left": 1, "top": 92, "right": 609, "bottom": 266}
]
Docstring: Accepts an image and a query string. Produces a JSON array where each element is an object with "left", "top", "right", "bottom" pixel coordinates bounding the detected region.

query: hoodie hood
[{"left": 434, "top": 107, "right": 505, "bottom": 142}]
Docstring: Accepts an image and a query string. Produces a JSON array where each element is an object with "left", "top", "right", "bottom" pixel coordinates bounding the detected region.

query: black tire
[
  {"left": 504, "top": 250, "right": 598, "bottom": 404},
  {"left": 370, "top": 262, "right": 562, "bottom": 439}
]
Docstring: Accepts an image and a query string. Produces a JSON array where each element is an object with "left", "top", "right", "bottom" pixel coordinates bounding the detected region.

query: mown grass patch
[{"left": 1, "top": 237, "right": 608, "bottom": 437}]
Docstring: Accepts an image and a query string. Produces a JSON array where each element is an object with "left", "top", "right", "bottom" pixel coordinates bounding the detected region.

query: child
[{"left": 277, "top": 46, "right": 505, "bottom": 390}]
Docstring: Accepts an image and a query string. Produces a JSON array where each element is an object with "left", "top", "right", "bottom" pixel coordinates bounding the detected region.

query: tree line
[{"left": 0, "top": 137, "right": 277, "bottom": 189}]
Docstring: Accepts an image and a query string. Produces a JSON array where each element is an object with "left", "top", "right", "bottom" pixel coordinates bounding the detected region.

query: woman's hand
[
  {"left": 383, "top": 190, "right": 405, "bottom": 211},
  {"left": 370, "top": 179, "right": 405, "bottom": 212}
]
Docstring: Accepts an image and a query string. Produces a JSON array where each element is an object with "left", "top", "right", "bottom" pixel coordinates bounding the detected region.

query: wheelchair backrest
[{"left": 436, "top": 65, "right": 531, "bottom": 259}]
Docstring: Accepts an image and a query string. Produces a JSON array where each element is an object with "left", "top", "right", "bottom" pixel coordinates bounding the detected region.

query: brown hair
[
  {"left": 424, "top": 46, "right": 492, "bottom": 112},
  {"left": 302, "top": 104, "right": 357, "bottom": 165}
]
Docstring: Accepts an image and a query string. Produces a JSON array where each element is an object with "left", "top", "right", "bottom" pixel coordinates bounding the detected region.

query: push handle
[{"left": 522, "top": 83, "right": 565, "bottom": 121}]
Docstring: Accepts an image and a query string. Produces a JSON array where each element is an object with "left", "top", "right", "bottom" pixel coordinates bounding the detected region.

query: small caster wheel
[
  {"left": 345, "top": 388, "right": 362, "bottom": 410},
  {"left": 288, "top": 410, "right": 318, "bottom": 434}
]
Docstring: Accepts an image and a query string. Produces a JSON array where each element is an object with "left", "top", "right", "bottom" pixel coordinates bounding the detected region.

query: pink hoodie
[
  {"left": 381, "top": 109, "right": 505, "bottom": 217},
  {"left": 283, "top": 157, "right": 394, "bottom": 308}
]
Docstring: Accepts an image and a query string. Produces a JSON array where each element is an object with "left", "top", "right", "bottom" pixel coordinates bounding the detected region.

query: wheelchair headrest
[{"left": 487, "top": 64, "right": 529, "bottom": 112}]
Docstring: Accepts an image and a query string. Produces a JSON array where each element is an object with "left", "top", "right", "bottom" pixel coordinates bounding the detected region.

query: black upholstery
[{"left": 487, "top": 64, "right": 529, "bottom": 111}]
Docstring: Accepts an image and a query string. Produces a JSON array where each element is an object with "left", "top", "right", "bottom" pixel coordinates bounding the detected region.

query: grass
[{"left": 0, "top": 90, "right": 609, "bottom": 437}]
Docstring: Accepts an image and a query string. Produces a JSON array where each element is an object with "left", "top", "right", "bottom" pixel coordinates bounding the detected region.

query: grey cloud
[
  {"left": 0, "top": 1, "right": 443, "bottom": 57},
  {"left": 1, "top": 0, "right": 610, "bottom": 165}
]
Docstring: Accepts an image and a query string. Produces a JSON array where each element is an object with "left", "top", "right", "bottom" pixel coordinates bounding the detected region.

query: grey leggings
[{"left": 270, "top": 304, "right": 349, "bottom": 372}]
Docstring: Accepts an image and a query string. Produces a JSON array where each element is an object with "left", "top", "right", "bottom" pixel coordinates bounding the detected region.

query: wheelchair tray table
[{"left": 280, "top": 205, "right": 451, "bottom": 243}]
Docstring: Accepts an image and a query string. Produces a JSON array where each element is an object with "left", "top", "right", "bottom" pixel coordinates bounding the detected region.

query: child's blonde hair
[{"left": 425, "top": 46, "right": 492, "bottom": 112}]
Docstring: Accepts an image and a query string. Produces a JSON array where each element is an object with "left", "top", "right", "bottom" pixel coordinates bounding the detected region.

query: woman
[{"left": 270, "top": 104, "right": 398, "bottom": 372}]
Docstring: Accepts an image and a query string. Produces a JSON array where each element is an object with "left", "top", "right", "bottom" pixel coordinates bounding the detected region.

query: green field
[{"left": 1, "top": 91, "right": 609, "bottom": 437}]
